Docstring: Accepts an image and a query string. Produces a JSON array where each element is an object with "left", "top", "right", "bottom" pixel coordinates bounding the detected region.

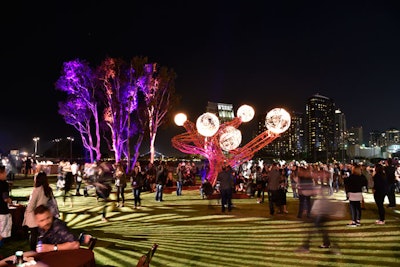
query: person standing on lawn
[
  {"left": 344, "top": 164, "right": 367, "bottom": 227},
  {"left": 216, "top": 164, "right": 234, "bottom": 212},
  {"left": 267, "top": 162, "right": 287, "bottom": 216},
  {"left": 0, "top": 165, "right": 12, "bottom": 248},
  {"left": 372, "top": 163, "right": 389, "bottom": 225},
  {"left": 130, "top": 165, "right": 144, "bottom": 209}
]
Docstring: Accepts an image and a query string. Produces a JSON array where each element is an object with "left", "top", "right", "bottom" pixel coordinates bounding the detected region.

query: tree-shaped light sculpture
[{"left": 172, "top": 105, "right": 291, "bottom": 185}]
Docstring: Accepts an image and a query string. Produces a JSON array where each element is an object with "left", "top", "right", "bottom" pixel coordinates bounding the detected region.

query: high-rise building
[
  {"left": 206, "top": 102, "right": 235, "bottom": 123},
  {"left": 348, "top": 126, "right": 363, "bottom": 145},
  {"left": 305, "top": 93, "right": 335, "bottom": 162},
  {"left": 334, "top": 109, "right": 347, "bottom": 161}
]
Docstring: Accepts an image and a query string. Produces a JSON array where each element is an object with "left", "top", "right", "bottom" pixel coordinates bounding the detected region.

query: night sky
[{"left": 1, "top": 1, "right": 400, "bottom": 156}]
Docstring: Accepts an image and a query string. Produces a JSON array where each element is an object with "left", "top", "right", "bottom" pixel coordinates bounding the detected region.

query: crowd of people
[{"left": 0, "top": 156, "right": 399, "bottom": 256}]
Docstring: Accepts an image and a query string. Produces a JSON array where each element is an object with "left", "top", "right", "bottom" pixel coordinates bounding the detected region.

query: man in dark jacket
[{"left": 216, "top": 165, "right": 234, "bottom": 212}]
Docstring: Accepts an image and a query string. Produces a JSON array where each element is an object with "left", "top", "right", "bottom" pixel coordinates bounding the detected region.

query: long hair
[
  {"left": 374, "top": 163, "right": 386, "bottom": 176},
  {"left": 35, "top": 171, "right": 54, "bottom": 198}
]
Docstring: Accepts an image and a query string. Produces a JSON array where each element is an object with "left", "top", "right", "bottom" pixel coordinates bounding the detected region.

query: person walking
[
  {"left": 23, "top": 171, "right": 56, "bottom": 250},
  {"left": 216, "top": 165, "right": 234, "bottom": 212},
  {"left": 130, "top": 165, "right": 144, "bottom": 209},
  {"left": 344, "top": 164, "right": 367, "bottom": 227},
  {"left": 372, "top": 163, "right": 389, "bottom": 225},
  {"left": 0, "top": 166, "right": 12, "bottom": 248},
  {"left": 114, "top": 162, "right": 127, "bottom": 207},
  {"left": 176, "top": 164, "right": 184, "bottom": 196}
]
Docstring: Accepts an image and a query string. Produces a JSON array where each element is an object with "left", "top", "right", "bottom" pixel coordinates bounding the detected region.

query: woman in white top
[{"left": 23, "top": 171, "right": 55, "bottom": 250}]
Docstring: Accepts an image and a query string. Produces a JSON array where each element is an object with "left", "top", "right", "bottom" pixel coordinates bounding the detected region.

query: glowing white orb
[
  {"left": 196, "top": 112, "right": 220, "bottom": 137},
  {"left": 265, "top": 108, "right": 291, "bottom": 134},
  {"left": 219, "top": 126, "right": 242, "bottom": 151},
  {"left": 174, "top": 113, "right": 187, "bottom": 126},
  {"left": 236, "top": 104, "right": 254, "bottom": 122}
]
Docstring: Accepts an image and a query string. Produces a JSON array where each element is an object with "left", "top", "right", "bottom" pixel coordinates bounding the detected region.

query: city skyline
[{"left": 1, "top": 1, "right": 399, "bottom": 156}]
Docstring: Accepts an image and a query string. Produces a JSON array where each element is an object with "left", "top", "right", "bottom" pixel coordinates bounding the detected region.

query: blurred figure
[
  {"left": 372, "top": 163, "right": 388, "bottom": 225},
  {"left": 94, "top": 161, "right": 113, "bottom": 222},
  {"left": 295, "top": 187, "right": 340, "bottom": 254},
  {"left": 75, "top": 164, "right": 84, "bottom": 196},
  {"left": 62, "top": 162, "right": 74, "bottom": 208}
]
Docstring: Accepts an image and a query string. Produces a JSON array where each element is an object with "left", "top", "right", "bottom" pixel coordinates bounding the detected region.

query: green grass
[{"left": 4, "top": 175, "right": 400, "bottom": 267}]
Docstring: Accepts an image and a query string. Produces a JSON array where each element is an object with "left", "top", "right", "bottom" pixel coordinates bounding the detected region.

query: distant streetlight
[
  {"left": 33, "top": 137, "right": 40, "bottom": 159},
  {"left": 53, "top": 138, "right": 62, "bottom": 158},
  {"left": 67, "top": 136, "right": 74, "bottom": 160}
]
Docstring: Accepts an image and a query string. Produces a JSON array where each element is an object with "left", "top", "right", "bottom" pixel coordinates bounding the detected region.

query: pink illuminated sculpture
[{"left": 172, "top": 105, "right": 291, "bottom": 185}]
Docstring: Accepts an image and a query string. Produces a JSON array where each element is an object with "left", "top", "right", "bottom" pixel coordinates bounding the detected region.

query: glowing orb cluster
[
  {"left": 174, "top": 113, "right": 187, "bottom": 126},
  {"left": 196, "top": 112, "right": 220, "bottom": 137},
  {"left": 219, "top": 126, "right": 242, "bottom": 151},
  {"left": 236, "top": 104, "right": 254, "bottom": 122},
  {"left": 265, "top": 108, "right": 291, "bottom": 134}
]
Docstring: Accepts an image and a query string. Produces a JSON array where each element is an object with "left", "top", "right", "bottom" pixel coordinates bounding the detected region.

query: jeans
[
  {"left": 155, "top": 184, "right": 164, "bottom": 201},
  {"left": 116, "top": 185, "right": 126, "bottom": 203},
  {"left": 349, "top": 200, "right": 361, "bottom": 222},
  {"left": 176, "top": 181, "right": 183, "bottom": 196},
  {"left": 133, "top": 188, "right": 141, "bottom": 207}
]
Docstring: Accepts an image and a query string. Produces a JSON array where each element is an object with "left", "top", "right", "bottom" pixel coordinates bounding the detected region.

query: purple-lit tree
[
  {"left": 56, "top": 56, "right": 176, "bottom": 170},
  {"left": 140, "top": 63, "right": 177, "bottom": 164},
  {"left": 96, "top": 57, "right": 144, "bottom": 165},
  {"left": 55, "top": 59, "right": 102, "bottom": 162}
]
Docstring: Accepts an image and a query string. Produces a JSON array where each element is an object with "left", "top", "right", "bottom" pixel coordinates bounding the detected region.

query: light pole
[
  {"left": 33, "top": 137, "right": 40, "bottom": 159},
  {"left": 53, "top": 138, "right": 62, "bottom": 158},
  {"left": 67, "top": 136, "right": 74, "bottom": 161}
]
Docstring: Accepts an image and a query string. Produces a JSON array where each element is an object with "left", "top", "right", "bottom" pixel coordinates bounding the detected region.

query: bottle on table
[
  {"left": 15, "top": 250, "right": 23, "bottom": 266},
  {"left": 36, "top": 236, "right": 43, "bottom": 253}
]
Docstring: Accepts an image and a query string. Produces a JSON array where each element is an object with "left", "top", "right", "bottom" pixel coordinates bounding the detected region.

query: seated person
[
  {"left": 34, "top": 204, "right": 80, "bottom": 252},
  {"left": 200, "top": 178, "right": 214, "bottom": 199}
]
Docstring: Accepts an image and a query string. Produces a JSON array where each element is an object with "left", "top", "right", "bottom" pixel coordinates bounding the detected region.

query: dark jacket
[{"left": 344, "top": 174, "right": 368, "bottom": 192}]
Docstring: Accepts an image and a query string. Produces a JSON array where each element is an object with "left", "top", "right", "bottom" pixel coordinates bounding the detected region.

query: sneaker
[
  {"left": 319, "top": 244, "right": 330, "bottom": 248},
  {"left": 375, "top": 220, "right": 385, "bottom": 225},
  {"left": 356, "top": 221, "right": 361, "bottom": 226},
  {"left": 347, "top": 222, "right": 357, "bottom": 227}
]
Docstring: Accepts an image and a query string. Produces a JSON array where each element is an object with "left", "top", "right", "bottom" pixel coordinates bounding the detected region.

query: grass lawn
[{"left": 3, "top": 175, "right": 400, "bottom": 267}]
